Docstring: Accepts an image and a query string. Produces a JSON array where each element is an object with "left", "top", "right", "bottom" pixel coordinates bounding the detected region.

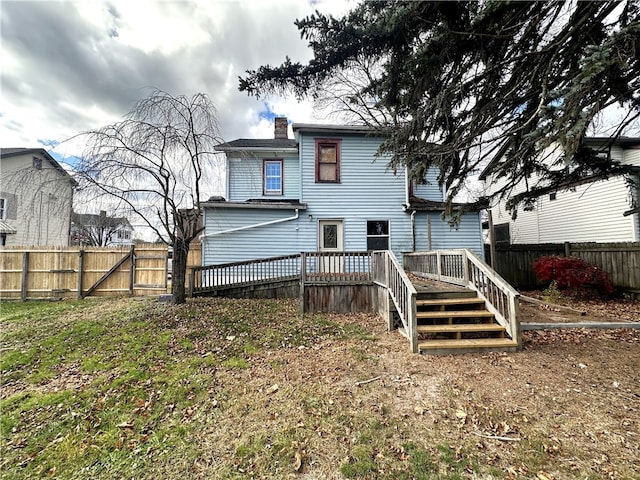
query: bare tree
[{"left": 75, "top": 90, "right": 223, "bottom": 304}]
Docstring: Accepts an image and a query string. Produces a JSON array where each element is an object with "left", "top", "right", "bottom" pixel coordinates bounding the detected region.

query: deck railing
[
  {"left": 385, "top": 251, "right": 418, "bottom": 353},
  {"left": 300, "top": 251, "right": 372, "bottom": 284},
  {"left": 404, "top": 249, "right": 520, "bottom": 343},
  {"left": 189, "top": 254, "right": 300, "bottom": 295}
]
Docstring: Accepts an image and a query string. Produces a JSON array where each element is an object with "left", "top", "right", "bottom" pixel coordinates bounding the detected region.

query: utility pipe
[{"left": 201, "top": 208, "right": 300, "bottom": 238}]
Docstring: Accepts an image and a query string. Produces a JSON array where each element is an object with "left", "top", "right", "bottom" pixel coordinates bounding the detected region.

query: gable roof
[
  {"left": 215, "top": 139, "right": 298, "bottom": 152},
  {"left": 71, "top": 211, "right": 132, "bottom": 229},
  {"left": 215, "top": 123, "right": 387, "bottom": 154},
  {"left": 478, "top": 136, "right": 640, "bottom": 180},
  {"left": 0, "top": 148, "right": 77, "bottom": 185},
  {"left": 292, "top": 123, "right": 383, "bottom": 136}
]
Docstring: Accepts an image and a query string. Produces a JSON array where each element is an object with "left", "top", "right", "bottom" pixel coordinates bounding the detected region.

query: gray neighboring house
[{"left": 0, "top": 148, "right": 76, "bottom": 246}]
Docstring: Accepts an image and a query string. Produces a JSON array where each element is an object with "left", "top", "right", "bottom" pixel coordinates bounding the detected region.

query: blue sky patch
[{"left": 257, "top": 102, "right": 288, "bottom": 123}]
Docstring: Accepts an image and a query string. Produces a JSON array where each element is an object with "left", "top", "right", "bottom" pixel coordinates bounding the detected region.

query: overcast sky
[{"left": 1, "top": 0, "right": 353, "bottom": 156}]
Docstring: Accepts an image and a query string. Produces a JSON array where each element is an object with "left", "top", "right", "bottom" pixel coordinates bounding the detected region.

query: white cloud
[
  {"left": 0, "top": 0, "right": 354, "bottom": 240},
  {"left": 0, "top": 0, "right": 352, "bottom": 152}
]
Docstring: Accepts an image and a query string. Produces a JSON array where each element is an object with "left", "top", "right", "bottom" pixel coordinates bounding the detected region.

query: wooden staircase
[{"left": 414, "top": 288, "right": 518, "bottom": 355}]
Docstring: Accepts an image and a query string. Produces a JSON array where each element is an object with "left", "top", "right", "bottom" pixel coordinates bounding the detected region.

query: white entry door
[{"left": 318, "top": 220, "right": 344, "bottom": 273}]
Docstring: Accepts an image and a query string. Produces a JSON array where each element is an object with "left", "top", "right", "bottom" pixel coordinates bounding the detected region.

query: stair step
[
  {"left": 415, "top": 290, "right": 478, "bottom": 300},
  {"left": 417, "top": 324, "right": 505, "bottom": 334},
  {"left": 417, "top": 310, "right": 494, "bottom": 319},
  {"left": 418, "top": 338, "right": 518, "bottom": 351},
  {"left": 416, "top": 298, "right": 484, "bottom": 307}
]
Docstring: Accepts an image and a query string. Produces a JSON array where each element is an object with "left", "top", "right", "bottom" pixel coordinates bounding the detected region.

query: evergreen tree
[{"left": 240, "top": 1, "right": 640, "bottom": 214}]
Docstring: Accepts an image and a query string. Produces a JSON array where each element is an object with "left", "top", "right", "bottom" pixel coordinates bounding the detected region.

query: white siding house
[
  {"left": 0, "top": 148, "right": 76, "bottom": 246},
  {"left": 480, "top": 137, "right": 640, "bottom": 244},
  {"left": 69, "top": 211, "right": 134, "bottom": 246},
  {"left": 201, "top": 118, "right": 484, "bottom": 266}
]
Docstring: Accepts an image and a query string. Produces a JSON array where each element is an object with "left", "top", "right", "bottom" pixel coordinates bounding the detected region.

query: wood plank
[
  {"left": 522, "top": 322, "right": 640, "bottom": 330},
  {"left": 416, "top": 298, "right": 484, "bottom": 306},
  {"left": 417, "top": 324, "right": 506, "bottom": 333},
  {"left": 417, "top": 310, "right": 494, "bottom": 319},
  {"left": 418, "top": 338, "right": 518, "bottom": 349}
]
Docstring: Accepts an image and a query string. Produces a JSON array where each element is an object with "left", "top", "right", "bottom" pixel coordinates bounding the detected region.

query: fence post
[
  {"left": 77, "top": 249, "right": 84, "bottom": 299},
  {"left": 564, "top": 242, "right": 571, "bottom": 257},
  {"left": 21, "top": 251, "right": 29, "bottom": 301},
  {"left": 129, "top": 244, "right": 135, "bottom": 296},
  {"left": 188, "top": 268, "right": 195, "bottom": 298}
]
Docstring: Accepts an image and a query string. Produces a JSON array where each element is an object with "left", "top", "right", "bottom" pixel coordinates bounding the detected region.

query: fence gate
[{"left": 0, "top": 244, "right": 201, "bottom": 300}]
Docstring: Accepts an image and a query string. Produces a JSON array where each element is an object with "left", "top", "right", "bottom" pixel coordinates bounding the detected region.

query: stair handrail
[
  {"left": 386, "top": 251, "right": 418, "bottom": 353},
  {"left": 463, "top": 249, "right": 520, "bottom": 344},
  {"left": 403, "top": 249, "right": 520, "bottom": 346}
]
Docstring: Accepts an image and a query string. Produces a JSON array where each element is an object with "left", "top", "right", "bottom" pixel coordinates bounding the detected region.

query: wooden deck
[{"left": 188, "top": 250, "right": 521, "bottom": 355}]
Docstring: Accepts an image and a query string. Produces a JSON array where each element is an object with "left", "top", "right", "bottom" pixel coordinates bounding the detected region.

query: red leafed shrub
[{"left": 532, "top": 255, "right": 615, "bottom": 296}]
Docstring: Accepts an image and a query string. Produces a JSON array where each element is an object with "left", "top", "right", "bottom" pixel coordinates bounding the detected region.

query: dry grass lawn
[{"left": 1, "top": 296, "right": 638, "bottom": 479}]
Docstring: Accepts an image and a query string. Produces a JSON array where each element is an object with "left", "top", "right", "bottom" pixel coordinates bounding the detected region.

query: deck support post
[{"left": 299, "top": 252, "right": 306, "bottom": 313}]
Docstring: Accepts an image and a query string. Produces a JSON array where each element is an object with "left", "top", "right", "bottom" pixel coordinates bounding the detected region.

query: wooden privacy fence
[
  {"left": 486, "top": 242, "right": 640, "bottom": 292},
  {"left": 0, "top": 244, "right": 201, "bottom": 300}
]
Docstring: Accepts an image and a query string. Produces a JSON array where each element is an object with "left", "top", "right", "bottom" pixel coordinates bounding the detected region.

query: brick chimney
[{"left": 274, "top": 117, "right": 288, "bottom": 139}]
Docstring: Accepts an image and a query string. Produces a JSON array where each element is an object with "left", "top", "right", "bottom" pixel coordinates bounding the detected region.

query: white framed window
[
  {"left": 263, "top": 159, "right": 283, "bottom": 195},
  {"left": 0, "top": 198, "right": 6, "bottom": 220},
  {"left": 366, "top": 220, "right": 389, "bottom": 250}
]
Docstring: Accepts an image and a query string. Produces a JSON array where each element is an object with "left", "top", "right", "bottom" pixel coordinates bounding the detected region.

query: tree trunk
[{"left": 172, "top": 236, "right": 189, "bottom": 304}]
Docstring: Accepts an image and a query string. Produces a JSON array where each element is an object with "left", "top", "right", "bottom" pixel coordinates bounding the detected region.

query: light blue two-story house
[{"left": 201, "top": 118, "right": 484, "bottom": 265}]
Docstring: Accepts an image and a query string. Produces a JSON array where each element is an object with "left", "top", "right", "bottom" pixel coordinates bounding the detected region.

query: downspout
[
  {"left": 299, "top": 137, "right": 304, "bottom": 204},
  {"left": 226, "top": 157, "right": 231, "bottom": 201},
  {"left": 411, "top": 210, "right": 416, "bottom": 252},
  {"left": 405, "top": 168, "right": 410, "bottom": 206},
  {"left": 201, "top": 209, "right": 300, "bottom": 238}
]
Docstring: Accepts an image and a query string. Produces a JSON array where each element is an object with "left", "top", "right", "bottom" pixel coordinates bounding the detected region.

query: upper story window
[
  {"left": 263, "top": 159, "right": 283, "bottom": 195},
  {"left": 117, "top": 229, "right": 131, "bottom": 240},
  {"left": 315, "top": 139, "right": 341, "bottom": 183},
  {"left": 366, "top": 220, "right": 389, "bottom": 250},
  {"left": 33, "top": 157, "right": 42, "bottom": 170},
  {"left": 0, "top": 198, "right": 6, "bottom": 220}
]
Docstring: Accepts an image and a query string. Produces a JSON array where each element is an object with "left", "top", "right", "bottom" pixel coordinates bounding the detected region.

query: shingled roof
[{"left": 215, "top": 138, "right": 298, "bottom": 151}]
